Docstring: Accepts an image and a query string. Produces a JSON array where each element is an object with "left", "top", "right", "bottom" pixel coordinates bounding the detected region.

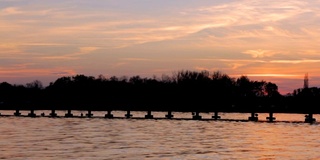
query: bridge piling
[
  {"left": 145, "top": 111, "right": 153, "bottom": 119},
  {"left": 50, "top": 110, "right": 57, "bottom": 117},
  {"left": 14, "top": 110, "right": 21, "bottom": 116},
  {"left": 28, "top": 110, "right": 36, "bottom": 117},
  {"left": 65, "top": 110, "right": 73, "bottom": 117},
  {"left": 165, "top": 111, "right": 174, "bottom": 119},
  {"left": 212, "top": 111, "right": 221, "bottom": 120},
  {"left": 248, "top": 112, "right": 258, "bottom": 121},
  {"left": 125, "top": 110, "right": 132, "bottom": 118},
  {"left": 105, "top": 110, "right": 113, "bottom": 118},
  {"left": 305, "top": 113, "right": 316, "bottom": 123},
  {"left": 192, "top": 112, "right": 202, "bottom": 120},
  {"left": 266, "top": 112, "right": 276, "bottom": 122},
  {"left": 86, "top": 110, "right": 93, "bottom": 118}
]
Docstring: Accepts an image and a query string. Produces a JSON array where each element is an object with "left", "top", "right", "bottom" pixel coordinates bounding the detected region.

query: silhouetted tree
[
  {"left": 26, "top": 80, "right": 43, "bottom": 90},
  {"left": 264, "top": 82, "right": 280, "bottom": 97},
  {"left": 3, "top": 69, "right": 319, "bottom": 113}
]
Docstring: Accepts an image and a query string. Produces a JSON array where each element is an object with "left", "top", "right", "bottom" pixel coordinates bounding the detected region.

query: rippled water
[{"left": 0, "top": 111, "right": 319, "bottom": 160}]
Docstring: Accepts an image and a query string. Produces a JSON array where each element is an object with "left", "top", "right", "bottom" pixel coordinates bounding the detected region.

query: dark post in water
[
  {"left": 86, "top": 110, "right": 93, "bottom": 117},
  {"left": 145, "top": 111, "right": 153, "bottom": 119},
  {"left": 212, "top": 111, "right": 221, "bottom": 120},
  {"left": 192, "top": 111, "right": 202, "bottom": 120},
  {"left": 105, "top": 110, "right": 113, "bottom": 118},
  {"left": 14, "top": 110, "right": 21, "bottom": 116},
  {"left": 50, "top": 110, "right": 57, "bottom": 117},
  {"left": 125, "top": 110, "right": 132, "bottom": 118},
  {"left": 165, "top": 111, "right": 174, "bottom": 119},
  {"left": 305, "top": 113, "right": 316, "bottom": 123},
  {"left": 248, "top": 112, "right": 258, "bottom": 121},
  {"left": 266, "top": 112, "right": 276, "bottom": 122},
  {"left": 28, "top": 109, "right": 36, "bottom": 117},
  {"left": 65, "top": 110, "right": 73, "bottom": 117}
]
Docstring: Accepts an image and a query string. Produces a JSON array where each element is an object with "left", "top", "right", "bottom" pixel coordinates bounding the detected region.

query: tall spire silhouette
[{"left": 304, "top": 73, "right": 309, "bottom": 89}]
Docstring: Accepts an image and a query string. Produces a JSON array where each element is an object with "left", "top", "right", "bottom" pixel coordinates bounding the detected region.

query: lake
[{"left": 0, "top": 111, "right": 319, "bottom": 160}]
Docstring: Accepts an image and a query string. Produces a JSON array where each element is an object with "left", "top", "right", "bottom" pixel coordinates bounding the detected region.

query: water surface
[{"left": 0, "top": 111, "right": 319, "bottom": 160}]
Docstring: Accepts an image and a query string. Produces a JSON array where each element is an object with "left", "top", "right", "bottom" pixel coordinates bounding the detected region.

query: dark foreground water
[{"left": 0, "top": 111, "right": 319, "bottom": 160}]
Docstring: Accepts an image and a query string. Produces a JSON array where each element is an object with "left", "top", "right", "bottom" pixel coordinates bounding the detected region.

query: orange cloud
[
  {"left": 0, "top": 66, "right": 77, "bottom": 78},
  {"left": 270, "top": 59, "right": 320, "bottom": 64},
  {"left": 243, "top": 49, "right": 278, "bottom": 58},
  {"left": 121, "top": 58, "right": 151, "bottom": 61},
  {"left": 1, "top": 7, "right": 23, "bottom": 15}
]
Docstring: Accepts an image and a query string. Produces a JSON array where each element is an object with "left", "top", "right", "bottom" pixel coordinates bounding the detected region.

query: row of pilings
[{"left": 3, "top": 109, "right": 317, "bottom": 123}]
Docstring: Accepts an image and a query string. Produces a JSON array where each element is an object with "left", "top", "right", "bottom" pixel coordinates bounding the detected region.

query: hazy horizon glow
[{"left": 2, "top": 0, "right": 320, "bottom": 94}]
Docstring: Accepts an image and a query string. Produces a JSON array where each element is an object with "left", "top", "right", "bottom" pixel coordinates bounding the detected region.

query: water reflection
[{"left": 0, "top": 112, "right": 319, "bottom": 159}]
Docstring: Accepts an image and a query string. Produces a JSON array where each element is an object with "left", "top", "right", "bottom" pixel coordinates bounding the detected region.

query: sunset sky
[{"left": 1, "top": 0, "right": 320, "bottom": 94}]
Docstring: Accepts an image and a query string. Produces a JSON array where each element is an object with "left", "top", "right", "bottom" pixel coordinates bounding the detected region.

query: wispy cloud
[
  {"left": 2, "top": 0, "right": 320, "bottom": 93},
  {"left": 121, "top": 58, "right": 151, "bottom": 61},
  {"left": 110, "top": 62, "right": 127, "bottom": 68},
  {"left": 1, "top": 0, "right": 317, "bottom": 50},
  {"left": 270, "top": 59, "right": 320, "bottom": 64},
  {"left": 247, "top": 74, "right": 300, "bottom": 77},
  {"left": 75, "top": 47, "right": 99, "bottom": 55},
  {"left": 0, "top": 43, "right": 22, "bottom": 55},
  {"left": 0, "top": 64, "right": 76, "bottom": 77},
  {"left": 194, "top": 1, "right": 309, "bottom": 24},
  {"left": 243, "top": 49, "right": 278, "bottom": 58},
  {"left": 51, "top": 70, "right": 77, "bottom": 76},
  {"left": 39, "top": 46, "right": 99, "bottom": 60},
  {"left": 1, "top": 7, "right": 23, "bottom": 15},
  {"left": 194, "top": 66, "right": 218, "bottom": 72}
]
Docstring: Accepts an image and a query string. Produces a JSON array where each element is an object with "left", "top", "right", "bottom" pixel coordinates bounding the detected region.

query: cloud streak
[
  {"left": 2, "top": 0, "right": 320, "bottom": 94},
  {"left": 1, "top": 0, "right": 318, "bottom": 50}
]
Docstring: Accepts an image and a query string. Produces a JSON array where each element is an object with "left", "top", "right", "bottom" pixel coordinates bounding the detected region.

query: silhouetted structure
[
  {"left": 0, "top": 70, "right": 319, "bottom": 117},
  {"left": 304, "top": 73, "right": 309, "bottom": 89}
]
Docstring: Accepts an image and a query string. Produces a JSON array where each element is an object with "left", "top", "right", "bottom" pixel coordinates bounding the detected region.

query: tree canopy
[{"left": 0, "top": 70, "right": 318, "bottom": 113}]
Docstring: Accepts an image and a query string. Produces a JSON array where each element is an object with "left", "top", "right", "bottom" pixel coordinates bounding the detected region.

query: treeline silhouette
[{"left": 0, "top": 70, "right": 319, "bottom": 113}]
